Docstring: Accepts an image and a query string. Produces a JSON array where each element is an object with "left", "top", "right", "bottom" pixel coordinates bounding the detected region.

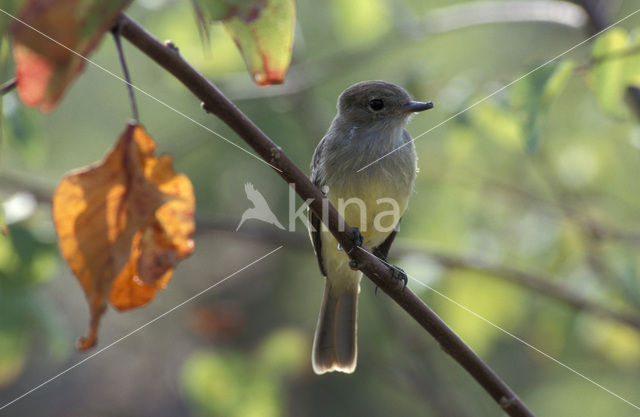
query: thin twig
[
  {"left": 117, "top": 13, "right": 536, "bottom": 417},
  {"left": 424, "top": 249, "right": 640, "bottom": 330},
  {"left": 0, "top": 78, "right": 16, "bottom": 95}
]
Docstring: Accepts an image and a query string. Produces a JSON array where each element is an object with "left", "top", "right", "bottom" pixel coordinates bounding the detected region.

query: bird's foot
[
  {"left": 346, "top": 227, "right": 363, "bottom": 255},
  {"left": 373, "top": 265, "right": 407, "bottom": 294},
  {"left": 388, "top": 264, "right": 408, "bottom": 290},
  {"left": 371, "top": 247, "right": 407, "bottom": 292},
  {"left": 347, "top": 227, "right": 364, "bottom": 270}
]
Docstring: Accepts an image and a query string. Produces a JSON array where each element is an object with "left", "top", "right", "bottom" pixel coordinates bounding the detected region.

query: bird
[
  {"left": 308, "top": 80, "right": 433, "bottom": 374},
  {"left": 236, "top": 182, "right": 285, "bottom": 231}
]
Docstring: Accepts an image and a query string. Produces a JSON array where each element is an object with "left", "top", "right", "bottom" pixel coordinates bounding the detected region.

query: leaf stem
[
  {"left": 111, "top": 24, "right": 139, "bottom": 122},
  {"left": 0, "top": 78, "right": 16, "bottom": 95}
]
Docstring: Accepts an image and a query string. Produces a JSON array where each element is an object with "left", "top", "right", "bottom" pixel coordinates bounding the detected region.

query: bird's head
[{"left": 336, "top": 80, "right": 433, "bottom": 127}]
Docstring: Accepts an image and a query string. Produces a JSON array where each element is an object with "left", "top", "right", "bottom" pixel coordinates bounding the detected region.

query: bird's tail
[{"left": 312, "top": 280, "right": 358, "bottom": 374}]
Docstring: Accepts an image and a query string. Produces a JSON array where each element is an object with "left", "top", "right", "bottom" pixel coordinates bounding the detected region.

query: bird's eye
[{"left": 369, "top": 99, "right": 384, "bottom": 111}]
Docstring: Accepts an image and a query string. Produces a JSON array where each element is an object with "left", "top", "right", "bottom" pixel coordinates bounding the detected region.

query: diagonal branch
[{"left": 117, "top": 13, "right": 536, "bottom": 417}]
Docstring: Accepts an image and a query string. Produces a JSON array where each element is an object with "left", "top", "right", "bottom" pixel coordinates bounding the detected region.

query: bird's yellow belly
[{"left": 327, "top": 182, "right": 409, "bottom": 249}]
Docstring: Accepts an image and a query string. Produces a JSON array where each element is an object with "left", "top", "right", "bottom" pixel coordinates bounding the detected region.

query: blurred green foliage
[
  {"left": 181, "top": 328, "right": 308, "bottom": 417},
  {"left": 0, "top": 224, "right": 67, "bottom": 387},
  {"left": 591, "top": 28, "right": 640, "bottom": 117}
]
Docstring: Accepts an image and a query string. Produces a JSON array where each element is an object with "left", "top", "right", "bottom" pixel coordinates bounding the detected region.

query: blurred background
[{"left": 1, "top": 0, "right": 640, "bottom": 415}]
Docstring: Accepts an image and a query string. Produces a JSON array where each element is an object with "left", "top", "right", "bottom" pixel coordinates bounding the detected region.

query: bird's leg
[{"left": 347, "top": 227, "right": 364, "bottom": 270}]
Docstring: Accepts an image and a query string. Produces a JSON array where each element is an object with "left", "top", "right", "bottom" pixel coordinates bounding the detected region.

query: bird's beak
[{"left": 402, "top": 101, "right": 434, "bottom": 113}]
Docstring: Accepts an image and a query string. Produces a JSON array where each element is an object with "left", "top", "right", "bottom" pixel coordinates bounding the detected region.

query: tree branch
[
  {"left": 117, "top": 13, "right": 536, "bottom": 417},
  {"left": 197, "top": 217, "right": 640, "bottom": 332},
  {"left": 423, "top": 249, "right": 640, "bottom": 330}
]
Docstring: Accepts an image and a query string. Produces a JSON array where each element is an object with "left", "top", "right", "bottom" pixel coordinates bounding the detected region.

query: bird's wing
[
  {"left": 309, "top": 136, "right": 326, "bottom": 186},
  {"left": 309, "top": 137, "right": 327, "bottom": 276},
  {"left": 309, "top": 209, "right": 325, "bottom": 276},
  {"left": 371, "top": 218, "right": 402, "bottom": 261}
]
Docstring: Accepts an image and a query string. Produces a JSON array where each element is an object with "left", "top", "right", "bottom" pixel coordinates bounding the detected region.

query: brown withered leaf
[
  {"left": 11, "top": 0, "right": 132, "bottom": 112},
  {"left": 53, "top": 123, "right": 195, "bottom": 350}
]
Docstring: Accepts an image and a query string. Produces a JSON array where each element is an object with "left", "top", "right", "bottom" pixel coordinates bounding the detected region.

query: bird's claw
[
  {"left": 347, "top": 227, "right": 363, "bottom": 271},
  {"left": 346, "top": 227, "right": 363, "bottom": 255},
  {"left": 373, "top": 264, "right": 407, "bottom": 294},
  {"left": 388, "top": 265, "right": 408, "bottom": 290}
]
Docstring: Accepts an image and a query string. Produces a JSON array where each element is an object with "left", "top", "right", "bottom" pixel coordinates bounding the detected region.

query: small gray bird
[{"left": 309, "top": 80, "right": 433, "bottom": 374}]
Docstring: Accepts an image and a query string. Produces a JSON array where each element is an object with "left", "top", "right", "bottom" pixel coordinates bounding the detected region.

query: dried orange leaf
[
  {"left": 11, "top": 0, "right": 132, "bottom": 112},
  {"left": 53, "top": 123, "right": 195, "bottom": 350}
]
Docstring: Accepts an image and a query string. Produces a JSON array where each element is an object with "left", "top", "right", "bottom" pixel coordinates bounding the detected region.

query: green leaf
[
  {"left": 223, "top": 0, "right": 295, "bottom": 85},
  {"left": 511, "top": 61, "right": 573, "bottom": 153},
  {"left": 627, "top": 29, "right": 640, "bottom": 87},
  {"left": 195, "top": 0, "right": 295, "bottom": 85},
  {"left": 541, "top": 60, "right": 575, "bottom": 109},
  {"left": 590, "top": 28, "right": 632, "bottom": 118}
]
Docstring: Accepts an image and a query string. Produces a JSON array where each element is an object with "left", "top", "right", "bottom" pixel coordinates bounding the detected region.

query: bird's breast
[
  {"left": 327, "top": 177, "right": 410, "bottom": 249},
  {"left": 319, "top": 123, "right": 417, "bottom": 248}
]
